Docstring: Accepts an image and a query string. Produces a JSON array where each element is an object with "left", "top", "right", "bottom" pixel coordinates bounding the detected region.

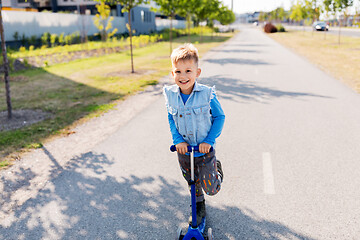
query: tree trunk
[
  {"left": 128, "top": 9, "right": 134, "bottom": 73},
  {"left": 170, "top": 14, "right": 173, "bottom": 55},
  {"left": 187, "top": 14, "right": 190, "bottom": 43},
  {"left": 0, "top": 10, "right": 12, "bottom": 119},
  {"left": 338, "top": 20, "right": 341, "bottom": 45}
]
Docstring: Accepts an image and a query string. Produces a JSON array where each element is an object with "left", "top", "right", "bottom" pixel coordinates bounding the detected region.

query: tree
[
  {"left": 152, "top": 0, "right": 187, "bottom": 55},
  {"left": 192, "top": 0, "right": 220, "bottom": 42},
  {"left": 93, "top": 2, "right": 118, "bottom": 42},
  {"left": 290, "top": 1, "right": 308, "bottom": 31},
  {"left": 0, "top": 8, "right": 12, "bottom": 119},
  {"left": 100, "top": 0, "right": 148, "bottom": 73},
  {"left": 306, "top": 0, "right": 321, "bottom": 21},
  {"left": 258, "top": 12, "right": 269, "bottom": 22},
  {"left": 353, "top": 5, "right": 360, "bottom": 26},
  {"left": 323, "top": 0, "right": 354, "bottom": 44},
  {"left": 305, "top": 0, "right": 320, "bottom": 36},
  {"left": 216, "top": 5, "right": 235, "bottom": 25}
]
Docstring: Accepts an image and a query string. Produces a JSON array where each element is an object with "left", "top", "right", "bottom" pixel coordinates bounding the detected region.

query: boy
[{"left": 163, "top": 43, "right": 225, "bottom": 226}]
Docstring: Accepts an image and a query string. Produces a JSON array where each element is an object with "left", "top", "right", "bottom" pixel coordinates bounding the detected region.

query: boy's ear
[
  {"left": 196, "top": 68, "right": 201, "bottom": 77},
  {"left": 171, "top": 70, "right": 174, "bottom": 77}
]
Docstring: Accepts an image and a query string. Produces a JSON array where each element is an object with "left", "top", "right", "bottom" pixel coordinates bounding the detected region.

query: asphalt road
[
  {"left": 284, "top": 24, "right": 360, "bottom": 38},
  {"left": 1, "top": 25, "right": 360, "bottom": 239}
]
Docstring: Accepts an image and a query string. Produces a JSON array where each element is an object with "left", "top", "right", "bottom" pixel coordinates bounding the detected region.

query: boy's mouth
[{"left": 179, "top": 80, "right": 190, "bottom": 84}]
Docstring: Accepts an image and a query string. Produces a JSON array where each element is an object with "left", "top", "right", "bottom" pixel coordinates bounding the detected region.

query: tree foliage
[
  {"left": 290, "top": 0, "right": 308, "bottom": 22},
  {"left": 98, "top": 0, "right": 149, "bottom": 73},
  {"left": 152, "top": 0, "right": 188, "bottom": 54},
  {"left": 215, "top": 4, "right": 236, "bottom": 25},
  {"left": 93, "top": 2, "right": 118, "bottom": 42}
]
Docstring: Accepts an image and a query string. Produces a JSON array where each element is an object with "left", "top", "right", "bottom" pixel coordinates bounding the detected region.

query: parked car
[{"left": 312, "top": 21, "right": 329, "bottom": 31}]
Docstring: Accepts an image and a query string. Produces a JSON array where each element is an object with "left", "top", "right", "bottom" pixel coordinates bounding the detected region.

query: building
[
  {"left": 2, "top": 0, "right": 157, "bottom": 36},
  {"left": 238, "top": 12, "right": 260, "bottom": 24}
]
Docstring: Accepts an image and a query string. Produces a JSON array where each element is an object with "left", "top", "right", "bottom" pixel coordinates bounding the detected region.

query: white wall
[
  {"left": 2, "top": 11, "right": 187, "bottom": 42},
  {"left": 155, "top": 18, "right": 186, "bottom": 31},
  {"left": 3, "top": 11, "right": 126, "bottom": 41}
]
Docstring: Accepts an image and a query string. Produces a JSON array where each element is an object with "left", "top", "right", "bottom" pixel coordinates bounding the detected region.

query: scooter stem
[{"left": 190, "top": 147, "right": 198, "bottom": 228}]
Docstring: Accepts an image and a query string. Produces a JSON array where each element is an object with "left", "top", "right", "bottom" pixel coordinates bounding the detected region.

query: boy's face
[{"left": 171, "top": 59, "right": 201, "bottom": 95}]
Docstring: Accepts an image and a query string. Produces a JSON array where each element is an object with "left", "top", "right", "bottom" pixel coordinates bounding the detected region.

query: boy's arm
[{"left": 202, "top": 94, "right": 225, "bottom": 146}]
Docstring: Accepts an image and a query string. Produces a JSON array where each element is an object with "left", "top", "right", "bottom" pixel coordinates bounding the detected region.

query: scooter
[{"left": 170, "top": 145, "right": 214, "bottom": 240}]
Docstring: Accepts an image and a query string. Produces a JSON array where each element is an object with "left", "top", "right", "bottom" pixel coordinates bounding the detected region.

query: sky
[
  {"left": 221, "top": 0, "right": 360, "bottom": 15},
  {"left": 221, "top": 0, "right": 292, "bottom": 14}
]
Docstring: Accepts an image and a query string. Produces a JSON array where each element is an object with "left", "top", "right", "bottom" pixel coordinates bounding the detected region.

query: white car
[{"left": 313, "top": 21, "right": 329, "bottom": 31}]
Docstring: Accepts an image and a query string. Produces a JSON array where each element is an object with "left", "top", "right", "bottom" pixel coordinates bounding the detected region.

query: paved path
[
  {"left": 284, "top": 24, "right": 360, "bottom": 38},
  {"left": 1, "top": 25, "right": 360, "bottom": 239}
]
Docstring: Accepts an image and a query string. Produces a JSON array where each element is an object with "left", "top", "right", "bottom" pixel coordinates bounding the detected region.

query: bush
[
  {"left": 13, "top": 32, "right": 19, "bottom": 41},
  {"left": 50, "top": 34, "right": 58, "bottom": 47},
  {"left": 264, "top": 23, "right": 277, "bottom": 33},
  {"left": 58, "top": 33, "right": 65, "bottom": 45},
  {"left": 276, "top": 24, "right": 286, "bottom": 32},
  {"left": 29, "top": 35, "right": 38, "bottom": 46},
  {"left": 41, "top": 32, "right": 51, "bottom": 47}
]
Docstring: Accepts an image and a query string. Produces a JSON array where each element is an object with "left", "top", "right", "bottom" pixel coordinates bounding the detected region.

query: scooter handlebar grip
[{"left": 170, "top": 145, "right": 213, "bottom": 153}]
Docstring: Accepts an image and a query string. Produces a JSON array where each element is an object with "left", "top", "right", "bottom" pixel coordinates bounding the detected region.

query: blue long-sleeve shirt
[{"left": 168, "top": 91, "right": 225, "bottom": 156}]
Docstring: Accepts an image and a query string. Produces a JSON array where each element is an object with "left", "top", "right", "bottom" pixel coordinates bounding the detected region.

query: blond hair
[{"left": 171, "top": 43, "right": 199, "bottom": 65}]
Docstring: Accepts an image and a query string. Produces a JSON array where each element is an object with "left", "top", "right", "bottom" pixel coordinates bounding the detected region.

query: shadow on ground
[
  {"left": 203, "top": 58, "right": 270, "bottom": 66},
  {"left": 199, "top": 75, "right": 333, "bottom": 103},
  {"left": 1, "top": 152, "right": 315, "bottom": 239},
  {"left": 209, "top": 49, "right": 261, "bottom": 54}
]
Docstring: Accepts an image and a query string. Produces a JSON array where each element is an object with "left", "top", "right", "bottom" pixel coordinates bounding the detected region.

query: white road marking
[{"left": 263, "top": 152, "right": 275, "bottom": 194}]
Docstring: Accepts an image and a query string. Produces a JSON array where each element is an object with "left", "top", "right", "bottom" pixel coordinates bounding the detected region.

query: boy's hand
[
  {"left": 176, "top": 142, "right": 189, "bottom": 155},
  {"left": 199, "top": 142, "right": 212, "bottom": 154}
]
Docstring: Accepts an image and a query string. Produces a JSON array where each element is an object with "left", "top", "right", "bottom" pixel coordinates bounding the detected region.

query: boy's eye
[
  {"left": 186, "top": 70, "right": 191, "bottom": 73},
  {"left": 175, "top": 71, "right": 181, "bottom": 74}
]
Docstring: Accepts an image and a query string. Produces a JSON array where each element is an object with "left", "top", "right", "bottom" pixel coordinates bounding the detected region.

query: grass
[
  {"left": 268, "top": 30, "right": 360, "bottom": 93},
  {"left": 0, "top": 32, "right": 234, "bottom": 168}
]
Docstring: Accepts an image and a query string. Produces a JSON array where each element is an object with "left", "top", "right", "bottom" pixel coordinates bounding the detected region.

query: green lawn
[{"left": 0, "top": 32, "right": 235, "bottom": 168}]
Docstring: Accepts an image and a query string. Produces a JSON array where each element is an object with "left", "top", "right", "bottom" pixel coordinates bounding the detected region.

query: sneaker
[
  {"left": 217, "top": 160, "right": 223, "bottom": 183},
  {"left": 188, "top": 200, "right": 206, "bottom": 226}
]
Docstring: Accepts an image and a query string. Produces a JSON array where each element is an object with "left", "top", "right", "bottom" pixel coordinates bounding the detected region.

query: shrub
[
  {"left": 13, "top": 32, "right": 19, "bottom": 41},
  {"left": 29, "top": 35, "right": 38, "bottom": 46},
  {"left": 64, "top": 35, "right": 72, "bottom": 45},
  {"left": 276, "top": 24, "right": 286, "bottom": 32},
  {"left": 50, "top": 34, "right": 58, "bottom": 47},
  {"left": 20, "top": 33, "right": 28, "bottom": 46},
  {"left": 41, "top": 32, "right": 51, "bottom": 47},
  {"left": 264, "top": 23, "right": 277, "bottom": 33},
  {"left": 58, "top": 33, "right": 65, "bottom": 45}
]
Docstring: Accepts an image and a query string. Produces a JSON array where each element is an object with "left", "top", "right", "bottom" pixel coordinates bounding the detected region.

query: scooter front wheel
[
  {"left": 176, "top": 226, "right": 184, "bottom": 240},
  {"left": 207, "top": 228, "right": 213, "bottom": 240}
]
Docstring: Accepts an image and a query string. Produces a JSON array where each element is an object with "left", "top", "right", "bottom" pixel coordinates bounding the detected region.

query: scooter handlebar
[{"left": 170, "top": 145, "right": 213, "bottom": 153}]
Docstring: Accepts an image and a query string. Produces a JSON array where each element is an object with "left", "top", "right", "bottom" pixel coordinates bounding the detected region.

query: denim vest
[{"left": 164, "top": 82, "right": 214, "bottom": 146}]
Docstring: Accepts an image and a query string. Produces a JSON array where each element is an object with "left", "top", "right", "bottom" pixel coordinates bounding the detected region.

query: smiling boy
[{"left": 163, "top": 43, "right": 225, "bottom": 225}]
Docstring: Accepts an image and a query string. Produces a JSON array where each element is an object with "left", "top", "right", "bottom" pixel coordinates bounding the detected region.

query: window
[
  {"left": 141, "top": 10, "right": 144, "bottom": 22},
  {"left": 131, "top": 9, "right": 135, "bottom": 22}
]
